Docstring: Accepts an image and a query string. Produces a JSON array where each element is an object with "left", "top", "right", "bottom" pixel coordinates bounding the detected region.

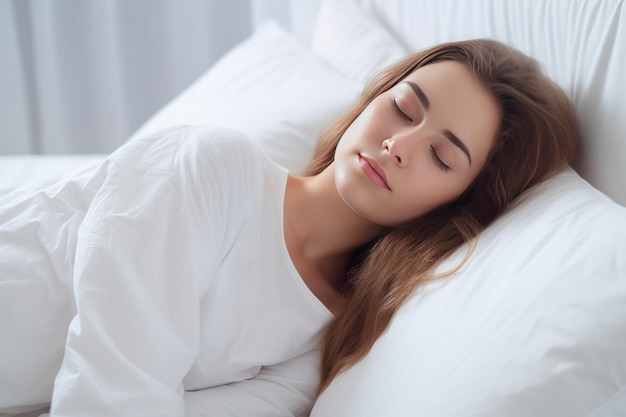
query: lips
[{"left": 358, "top": 154, "right": 390, "bottom": 190}]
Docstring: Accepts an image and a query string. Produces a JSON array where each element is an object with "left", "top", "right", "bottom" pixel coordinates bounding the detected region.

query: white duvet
[{"left": 0, "top": 125, "right": 331, "bottom": 417}]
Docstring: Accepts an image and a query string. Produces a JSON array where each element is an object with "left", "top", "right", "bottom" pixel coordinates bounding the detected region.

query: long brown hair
[{"left": 307, "top": 39, "right": 579, "bottom": 394}]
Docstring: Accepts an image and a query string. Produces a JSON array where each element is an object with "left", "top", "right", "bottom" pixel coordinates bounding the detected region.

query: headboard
[{"left": 256, "top": 0, "right": 626, "bottom": 206}]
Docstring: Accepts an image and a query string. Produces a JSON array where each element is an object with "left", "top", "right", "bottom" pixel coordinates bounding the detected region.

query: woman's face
[{"left": 333, "top": 60, "right": 501, "bottom": 227}]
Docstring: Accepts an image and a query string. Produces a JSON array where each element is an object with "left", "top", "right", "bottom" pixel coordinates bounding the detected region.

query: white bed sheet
[
  {"left": 2, "top": 0, "right": 625, "bottom": 415},
  {"left": 0, "top": 155, "right": 104, "bottom": 190}
]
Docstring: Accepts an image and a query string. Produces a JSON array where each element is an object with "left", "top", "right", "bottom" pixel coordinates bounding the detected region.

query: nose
[{"left": 382, "top": 133, "right": 416, "bottom": 167}]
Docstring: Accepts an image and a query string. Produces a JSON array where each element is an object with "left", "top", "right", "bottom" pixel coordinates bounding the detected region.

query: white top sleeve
[
  {"left": 51, "top": 126, "right": 252, "bottom": 417},
  {"left": 46, "top": 125, "right": 331, "bottom": 416}
]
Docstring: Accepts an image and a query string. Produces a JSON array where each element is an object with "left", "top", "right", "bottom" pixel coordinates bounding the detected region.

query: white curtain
[{"left": 0, "top": 0, "right": 253, "bottom": 154}]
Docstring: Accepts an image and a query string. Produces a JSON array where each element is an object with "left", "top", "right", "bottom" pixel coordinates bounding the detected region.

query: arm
[
  {"left": 51, "top": 128, "right": 219, "bottom": 417},
  {"left": 184, "top": 350, "right": 321, "bottom": 417}
]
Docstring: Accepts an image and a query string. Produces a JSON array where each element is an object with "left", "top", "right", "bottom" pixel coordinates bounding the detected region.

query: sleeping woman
[{"left": 0, "top": 39, "right": 578, "bottom": 417}]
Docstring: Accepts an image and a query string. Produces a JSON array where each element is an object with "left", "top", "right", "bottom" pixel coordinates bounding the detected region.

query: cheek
[
  {"left": 340, "top": 104, "right": 386, "bottom": 144},
  {"left": 393, "top": 175, "right": 473, "bottom": 221},
  {"left": 334, "top": 122, "right": 360, "bottom": 156}
]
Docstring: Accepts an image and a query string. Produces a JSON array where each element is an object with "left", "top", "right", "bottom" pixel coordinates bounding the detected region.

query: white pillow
[
  {"left": 130, "top": 22, "right": 362, "bottom": 174},
  {"left": 311, "top": 167, "right": 626, "bottom": 416},
  {"left": 311, "top": 0, "right": 409, "bottom": 85}
]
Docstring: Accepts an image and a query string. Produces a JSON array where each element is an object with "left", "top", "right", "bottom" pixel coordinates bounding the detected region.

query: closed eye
[
  {"left": 430, "top": 145, "right": 451, "bottom": 172},
  {"left": 392, "top": 98, "right": 413, "bottom": 123}
]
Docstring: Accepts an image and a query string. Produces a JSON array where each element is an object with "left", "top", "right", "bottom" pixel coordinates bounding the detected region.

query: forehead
[{"left": 401, "top": 60, "right": 482, "bottom": 94}]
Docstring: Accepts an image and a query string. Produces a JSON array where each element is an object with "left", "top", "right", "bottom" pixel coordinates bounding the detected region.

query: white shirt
[{"left": 0, "top": 125, "right": 332, "bottom": 417}]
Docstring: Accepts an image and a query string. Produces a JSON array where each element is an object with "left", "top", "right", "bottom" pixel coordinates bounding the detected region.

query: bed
[{"left": 2, "top": 0, "right": 625, "bottom": 416}]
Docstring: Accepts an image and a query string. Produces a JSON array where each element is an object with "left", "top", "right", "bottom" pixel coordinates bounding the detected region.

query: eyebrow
[
  {"left": 404, "top": 81, "right": 472, "bottom": 166},
  {"left": 405, "top": 81, "right": 430, "bottom": 110},
  {"left": 444, "top": 130, "right": 472, "bottom": 166}
]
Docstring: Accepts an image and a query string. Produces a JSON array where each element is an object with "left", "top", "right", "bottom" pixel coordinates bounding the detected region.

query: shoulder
[
  {"left": 111, "top": 124, "right": 286, "bottom": 202},
  {"left": 173, "top": 125, "right": 287, "bottom": 198},
  {"left": 122, "top": 124, "right": 257, "bottom": 156},
  {"left": 181, "top": 124, "right": 282, "bottom": 180},
  {"left": 182, "top": 124, "right": 263, "bottom": 164},
  {"left": 122, "top": 124, "right": 271, "bottom": 176},
  {"left": 130, "top": 124, "right": 257, "bottom": 160}
]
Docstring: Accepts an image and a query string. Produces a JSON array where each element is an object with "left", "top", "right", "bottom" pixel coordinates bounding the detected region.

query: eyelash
[
  {"left": 431, "top": 145, "right": 451, "bottom": 172},
  {"left": 392, "top": 98, "right": 413, "bottom": 122}
]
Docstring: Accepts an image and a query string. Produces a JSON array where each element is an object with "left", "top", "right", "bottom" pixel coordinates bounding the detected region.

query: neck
[{"left": 284, "top": 164, "right": 385, "bottom": 280}]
